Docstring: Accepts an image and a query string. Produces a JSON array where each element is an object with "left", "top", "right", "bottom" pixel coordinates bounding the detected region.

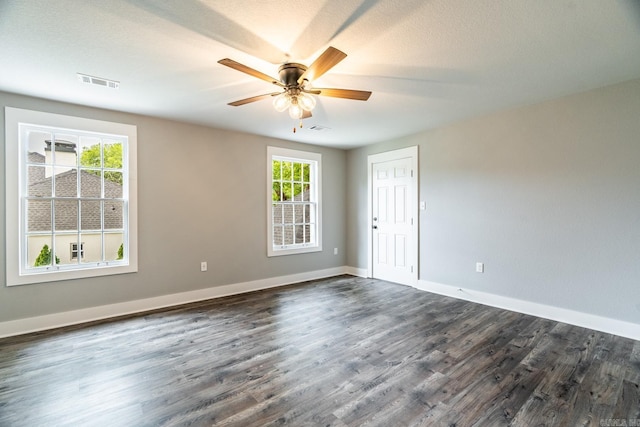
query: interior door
[{"left": 371, "top": 154, "right": 416, "bottom": 285}]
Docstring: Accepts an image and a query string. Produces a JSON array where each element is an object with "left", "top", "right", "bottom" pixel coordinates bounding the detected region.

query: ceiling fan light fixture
[
  {"left": 298, "top": 92, "right": 316, "bottom": 111},
  {"left": 273, "top": 93, "right": 289, "bottom": 112},
  {"left": 288, "top": 101, "right": 304, "bottom": 120},
  {"left": 275, "top": 90, "right": 315, "bottom": 118}
]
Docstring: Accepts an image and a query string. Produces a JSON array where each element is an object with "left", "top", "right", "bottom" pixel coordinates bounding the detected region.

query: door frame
[{"left": 367, "top": 146, "right": 419, "bottom": 285}]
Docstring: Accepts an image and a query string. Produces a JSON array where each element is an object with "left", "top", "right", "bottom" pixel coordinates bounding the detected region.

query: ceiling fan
[{"left": 218, "top": 47, "right": 372, "bottom": 122}]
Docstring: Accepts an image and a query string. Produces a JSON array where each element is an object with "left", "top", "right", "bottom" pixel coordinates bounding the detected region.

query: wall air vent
[{"left": 77, "top": 73, "right": 119, "bottom": 89}]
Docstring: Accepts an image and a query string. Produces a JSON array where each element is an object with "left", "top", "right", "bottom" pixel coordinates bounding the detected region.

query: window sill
[{"left": 268, "top": 245, "right": 322, "bottom": 257}]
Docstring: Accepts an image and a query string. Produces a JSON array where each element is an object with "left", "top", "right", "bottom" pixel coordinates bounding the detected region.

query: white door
[{"left": 369, "top": 147, "right": 418, "bottom": 286}]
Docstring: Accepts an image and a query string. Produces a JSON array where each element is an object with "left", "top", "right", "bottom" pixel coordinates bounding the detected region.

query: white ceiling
[{"left": 1, "top": 0, "right": 639, "bottom": 149}]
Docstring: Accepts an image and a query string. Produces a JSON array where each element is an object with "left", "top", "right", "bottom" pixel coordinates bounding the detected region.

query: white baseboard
[
  {"left": 344, "top": 266, "right": 368, "bottom": 278},
  {"left": 0, "top": 266, "right": 350, "bottom": 338},
  {"left": 416, "top": 280, "right": 640, "bottom": 341}
]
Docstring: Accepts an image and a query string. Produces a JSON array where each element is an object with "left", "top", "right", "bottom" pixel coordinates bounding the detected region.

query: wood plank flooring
[{"left": 1, "top": 275, "right": 639, "bottom": 426}]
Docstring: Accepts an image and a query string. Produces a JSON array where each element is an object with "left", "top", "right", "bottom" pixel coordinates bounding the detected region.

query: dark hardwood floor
[{"left": 1, "top": 275, "right": 639, "bottom": 426}]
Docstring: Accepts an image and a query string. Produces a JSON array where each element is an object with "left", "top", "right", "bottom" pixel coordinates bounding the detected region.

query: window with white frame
[
  {"left": 70, "top": 242, "right": 84, "bottom": 260},
  {"left": 267, "top": 146, "right": 322, "bottom": 256},
  {"left": 5, "top": 107, "right": 137, "bottom": 286}
]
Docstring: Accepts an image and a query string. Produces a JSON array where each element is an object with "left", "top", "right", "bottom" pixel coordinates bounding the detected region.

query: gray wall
[
  {"left": 347, "top": 78, "right": 640, "bottom": 324},
  {"left": 0, "top": 91, "right": 347, "bottom": 322}
]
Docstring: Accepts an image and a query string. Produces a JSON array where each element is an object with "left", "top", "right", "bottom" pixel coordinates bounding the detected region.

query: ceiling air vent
[
  {"left": 77, "top": 73, "right": 119, "bottom": 89},
  {"left": 309, "top": 125, "right": 331, "bottom": 132}
]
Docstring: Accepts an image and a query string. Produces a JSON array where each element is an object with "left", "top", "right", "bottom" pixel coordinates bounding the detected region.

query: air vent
[
  {"left": 77, "top": 73, "right": 119, "bottom": 89},
  {"left": 309, "top": 125, "right": 331, "bottom": 132}
]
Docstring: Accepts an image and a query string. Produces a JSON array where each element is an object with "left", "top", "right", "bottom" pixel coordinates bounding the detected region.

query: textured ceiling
[{"left": 1, "top": 0, "right": 640, "bottom": 149}]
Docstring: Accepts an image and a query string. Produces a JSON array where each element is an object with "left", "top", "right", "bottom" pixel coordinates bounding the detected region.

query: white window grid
[
  {"left": 271, "top": 157, "right": 318, "bottom": 248},
  {"left": 21, "top": 124, "right": 128, "bottom": 271},
  {"left": 267, "top": 146, "right": 322, "bottom": 256},
  {"left": 5, "top": 107, "right": 138, "bottom": 286}
]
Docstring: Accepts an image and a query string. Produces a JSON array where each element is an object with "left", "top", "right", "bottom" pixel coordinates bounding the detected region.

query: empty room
[{"left": 1, "top": 1, "right": 640, "bottom": 426}]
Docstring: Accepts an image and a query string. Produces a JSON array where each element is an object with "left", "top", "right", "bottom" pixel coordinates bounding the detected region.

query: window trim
[
  {"left": 267, "top": 146, "right": 322, "bottom": 257},
  {"left": 5, "top": 107, "right": 138, "bottom": 286}
]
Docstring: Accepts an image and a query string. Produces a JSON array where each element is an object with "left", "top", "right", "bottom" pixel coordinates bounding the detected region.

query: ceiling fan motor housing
[{"left": 278, "top": 63, "right": 307, "bottom": 87}]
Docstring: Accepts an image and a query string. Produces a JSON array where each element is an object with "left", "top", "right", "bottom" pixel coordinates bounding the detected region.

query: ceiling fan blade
[
  {"left": 297, "top": 46, "right": 347, "bottom": 85},
  {"left": 218, "top": 58, "right": 284, "bottom": 87},
  {"left": 228, "top": 92, "right": 281, "bottom": 106},
  {"left": 315, "top": 88, "right": 372, "bottom": 101}
]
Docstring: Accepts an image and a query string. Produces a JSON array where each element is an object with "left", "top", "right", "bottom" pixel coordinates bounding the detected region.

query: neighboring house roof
[
  {"left": 28, "top": 151, "right": 45, "bottom": 165},
  {"left": 27, "top": 152, "right": 123, "bottom": 232}
]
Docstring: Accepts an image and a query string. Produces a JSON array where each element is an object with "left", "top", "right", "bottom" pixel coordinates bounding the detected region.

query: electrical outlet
[
  {"left": 334, "top": 248, "right": 338, "bottom": 255},
  {"left": 200, "top": 261, "right": 207, "bottom": 272},
  {"left": 476, "top": 262, "right": 484, "bottom": 273}
]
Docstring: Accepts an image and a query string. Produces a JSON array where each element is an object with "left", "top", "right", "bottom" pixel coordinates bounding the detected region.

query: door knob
[{"left": 372, "top": 225, "right": 378, "bottom": 229}]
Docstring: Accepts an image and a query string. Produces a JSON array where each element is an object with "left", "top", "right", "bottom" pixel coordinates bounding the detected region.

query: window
[
  {"left": 267, "top": 146, "right": 322, "bottom": 256},
  {"left": 5, "top": 107, "right": 137, "bottom": 286},
  {"left": 70, "top": 243, "right": 84, "bottom": 260}
]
